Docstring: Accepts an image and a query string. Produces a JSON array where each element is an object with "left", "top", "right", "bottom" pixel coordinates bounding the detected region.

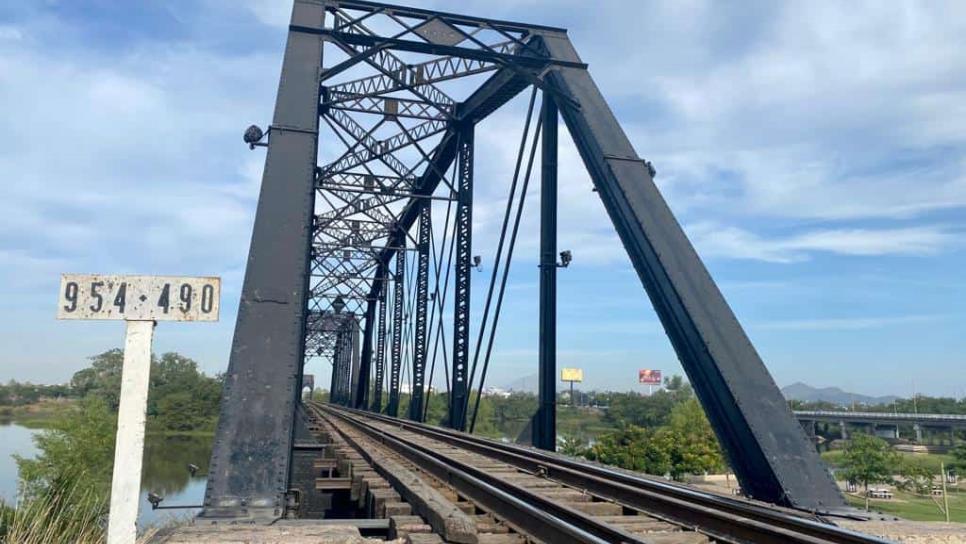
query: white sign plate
[{"left": 57, "top": 274, "right": 220, "bottom": 321}]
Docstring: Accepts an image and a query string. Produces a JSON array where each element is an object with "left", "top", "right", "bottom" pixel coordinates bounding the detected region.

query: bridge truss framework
[{"left": 202, "top": 0, "right": 847, "bottom": 520}]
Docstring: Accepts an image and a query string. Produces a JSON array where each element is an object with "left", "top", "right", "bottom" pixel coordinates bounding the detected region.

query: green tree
[
  {"left": 585, "top": 425, "right": 671, "bottom": 475},
  {"left": 896, "top": 459, "right": 935, "bottom": 495},
  {"left": 69, "top": 350, "right": 124, "bottom": 410},
  {"left": 147, "top": 352, "right": 222, "bottom": 432},
  {"left": 841, "top": 434, "right": 899, "bottom": 511},
  {"left": 69, "top": 349, "right": 222, "bottom": 433},
  {"left": 950, "top": 443, "right": 966, "bottom": 472},
  {"left": 558, "top": 435, "right": 587, "bottom": 457},
  {"left": 16, "top": 396, "right": 116, "bottom": 499},
  {"left": 660, "top": 398, "right": 726, "bottom": 479},
  {"left": 583, "top": 397, "right": 725, "bottom": 480}
]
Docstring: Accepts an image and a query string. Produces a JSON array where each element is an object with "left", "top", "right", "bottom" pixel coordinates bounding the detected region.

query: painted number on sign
[{"left": 57, "top": 274, "right": 220, "bottom": 321}]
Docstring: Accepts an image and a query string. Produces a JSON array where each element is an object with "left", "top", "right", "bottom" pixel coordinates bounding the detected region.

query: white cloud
[
  {"left": 687, "top": 222, "right": 956, "bottom": 263},
  {"left": 560, "top": 1, "right": 966, "bottom": 223},
  {"left": 241, "top": 0, "right": 292, "bottom": 28},
  {"left": 0, "top": 15, "right": 282, "bottom": 379},
  {"left": 0, "top": 25, "right": 23, "bottom": 41},
  {"left": 3, "top": 0, "right": 965, "bottom": 393}
]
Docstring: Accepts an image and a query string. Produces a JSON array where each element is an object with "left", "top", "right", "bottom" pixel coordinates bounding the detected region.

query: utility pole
[{"left": 941, "top": 461, "right": 950, "bottom": 522}]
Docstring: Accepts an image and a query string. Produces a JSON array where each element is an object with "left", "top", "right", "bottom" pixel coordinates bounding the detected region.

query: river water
[{"left": 0, "top": 419, "right": 211, "bottom": 529}]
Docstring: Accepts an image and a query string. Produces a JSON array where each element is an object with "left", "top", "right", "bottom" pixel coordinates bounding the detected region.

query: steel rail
[
  {"left": 319, "top": 403, "right": 893, "bottom": 544},
  {"left": 309, "top": 403, "right": 616, "bottom": 543}
]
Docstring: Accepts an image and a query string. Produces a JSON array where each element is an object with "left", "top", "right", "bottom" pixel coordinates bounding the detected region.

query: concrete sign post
[
  {"left": 110, "top": 319, "right": 154, "bottom": 544},
  {"left": 57, "top": 274, "right": 220, "bottom": 544}
]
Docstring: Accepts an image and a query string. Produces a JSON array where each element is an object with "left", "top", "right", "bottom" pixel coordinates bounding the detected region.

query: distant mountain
[
  {"left": 781, "top": 382, "right": 898, "bottom": 406},
  {"left": 503, "top": 373, "right": 538, "bottom": 393},
  {"left": 502, "top": 373, "right": 581, "bottom": 393}
]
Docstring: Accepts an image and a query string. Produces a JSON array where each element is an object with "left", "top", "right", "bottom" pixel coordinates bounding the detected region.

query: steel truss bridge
[{"left": 197, "top": 0, "right": 868, "bottom": 532}]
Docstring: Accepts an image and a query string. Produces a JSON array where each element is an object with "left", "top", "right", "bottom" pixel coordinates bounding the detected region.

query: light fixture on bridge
[
  {"left": 332, "top": 296, "right": 346, "bottom": 314},
  {"left": 558, "top": 250, "right": 572, "bottom": 268},
  {"left": 472, "top": 255, "right": 482, "bottom": 270},
  {"left": 243, "top": 124, "right": 266, "bottom": 149},
  {"left": 147, "top": 492, "right": 164, "bottom": 510}
]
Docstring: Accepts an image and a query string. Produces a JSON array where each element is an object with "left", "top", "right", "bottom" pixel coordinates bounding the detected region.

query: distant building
[{"left": 482, "top": 386, "right": 511, "bottom": 398}]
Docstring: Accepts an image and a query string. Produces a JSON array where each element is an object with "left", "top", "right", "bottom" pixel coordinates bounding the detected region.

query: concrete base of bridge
[{"left": 148, "top": 520, "right": 389, "bottom": 543}]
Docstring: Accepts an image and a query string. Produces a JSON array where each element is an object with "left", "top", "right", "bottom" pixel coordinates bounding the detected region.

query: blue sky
[{"left": 1, "top": 1, "right": 964, "bottom": 397}]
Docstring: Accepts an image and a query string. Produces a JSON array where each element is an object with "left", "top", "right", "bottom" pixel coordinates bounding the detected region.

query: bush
[
  {"left": 15, "top": 397, "right": 116, "bottom": 500},
  {"left": 0, "top": 481, "right": 106, "bottom": 543}
]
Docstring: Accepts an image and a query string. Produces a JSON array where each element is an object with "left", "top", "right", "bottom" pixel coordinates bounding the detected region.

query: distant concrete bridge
[{"left": 794, "top": 410, "right": 966, "bottom": 442}]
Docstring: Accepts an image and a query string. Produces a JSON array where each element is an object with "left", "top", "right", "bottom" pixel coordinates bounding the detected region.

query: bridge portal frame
[{"left": 204, "top": 0, "right": 847, "bottom": 518}]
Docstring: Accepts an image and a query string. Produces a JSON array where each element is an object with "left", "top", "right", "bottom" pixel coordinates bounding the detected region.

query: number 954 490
[{"left": 57, "top": 274, "right": 220, "bottom": 322}]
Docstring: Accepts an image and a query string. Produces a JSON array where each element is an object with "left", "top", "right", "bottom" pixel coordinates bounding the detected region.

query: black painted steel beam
[
  {"left": 329, "top": 345, "right": 339, "bottom": 402},
  {"left": 202, "top": 1, "right": 324, "bottom": 520},
  {"left": 533, "top": 95, "right": 558, "bottom": 451},
  {"left": 536, "top": 30, "right": 845, "bottom": 511},
  {"left": 408, "top": 203, "right": 431, "bottom": 421},
  {"left": 327, "top": 0, "right": 568, "bottom": 34},
  {"left": 387, "top": 248, "right": 405, "bottom": 417},
  {"left": 293, "top": 28, "right": 587, "bottom": 70},
  {"left": 449, "top": 125, "right": 474, "bottom": 431},
  {"left": 354, "top": 298, "right": 376, "bottom": 408},
  {"left": 371, "top": 269, "right": 388, "bottom": 412}
]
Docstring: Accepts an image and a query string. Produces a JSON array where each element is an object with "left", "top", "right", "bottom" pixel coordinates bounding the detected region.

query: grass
[
  {"left": 0, "top": 400, "right": 73, "bottom": 427},
  {"left": 822, "top": 450, "right": 957, "bottom": 473},
  {"left": 0, "top": 483, "right": 106, "bottom": 543},
  {"left": 845, "top": 489, "right": 966, "bottom": 522},
  {"left": 823, "top": 449, "right": 966, "bottom": 521}
]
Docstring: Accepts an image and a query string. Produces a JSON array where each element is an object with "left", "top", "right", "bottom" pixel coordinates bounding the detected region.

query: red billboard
[{"left": 638, "top": 369, "right": 662, "bottom": 385}]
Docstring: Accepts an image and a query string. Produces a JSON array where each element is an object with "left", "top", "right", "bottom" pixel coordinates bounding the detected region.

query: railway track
[{"left": 308, "top": 402, "right": 892, "bottom": 544}]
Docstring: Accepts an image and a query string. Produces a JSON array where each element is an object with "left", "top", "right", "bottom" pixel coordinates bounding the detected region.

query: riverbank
[
  {"left": 1, "top": 401, "right": 216, "bottom": 439},
  {"left": 0, "top": 399, "right": 74, "bottom": 427}
]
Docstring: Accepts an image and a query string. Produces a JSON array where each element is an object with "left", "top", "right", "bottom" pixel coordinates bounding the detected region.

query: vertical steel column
[
  {"left": 330, "top": 336, "right": 341, "bottom": 403},
  {"left": 354, "top": 299, "right": 376, "bottom": 408},
  {"left": 340, "top": 327, "right": 352, "bottom": 405},
  {"left": 202, "top": 0, "right": 324, "bottom": 519},
  {"left": 450, "top": 125, "right": 474, "bottom": 430},
  {"left": 534, "top": 96, "right": 558, "bottom": 451},
  {"left": 387, "top": 248, "right": 405, "bottom": 416},
  {"left": 334, "top": 330, "right": 344, "bottom": 404},
  {"left": 348, "top": 320, "right": 361, "bottom": 406},
  {"left": 409, "top": 203, "right": 432, "bottom": 421},
  {"left": 371, "top": 269, "right": 388, "bottom": 411}
]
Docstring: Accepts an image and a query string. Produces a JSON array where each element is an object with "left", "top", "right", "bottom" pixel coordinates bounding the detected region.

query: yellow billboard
[{"left": 560, "top": 368, "right": 583, "bottom": 382}]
